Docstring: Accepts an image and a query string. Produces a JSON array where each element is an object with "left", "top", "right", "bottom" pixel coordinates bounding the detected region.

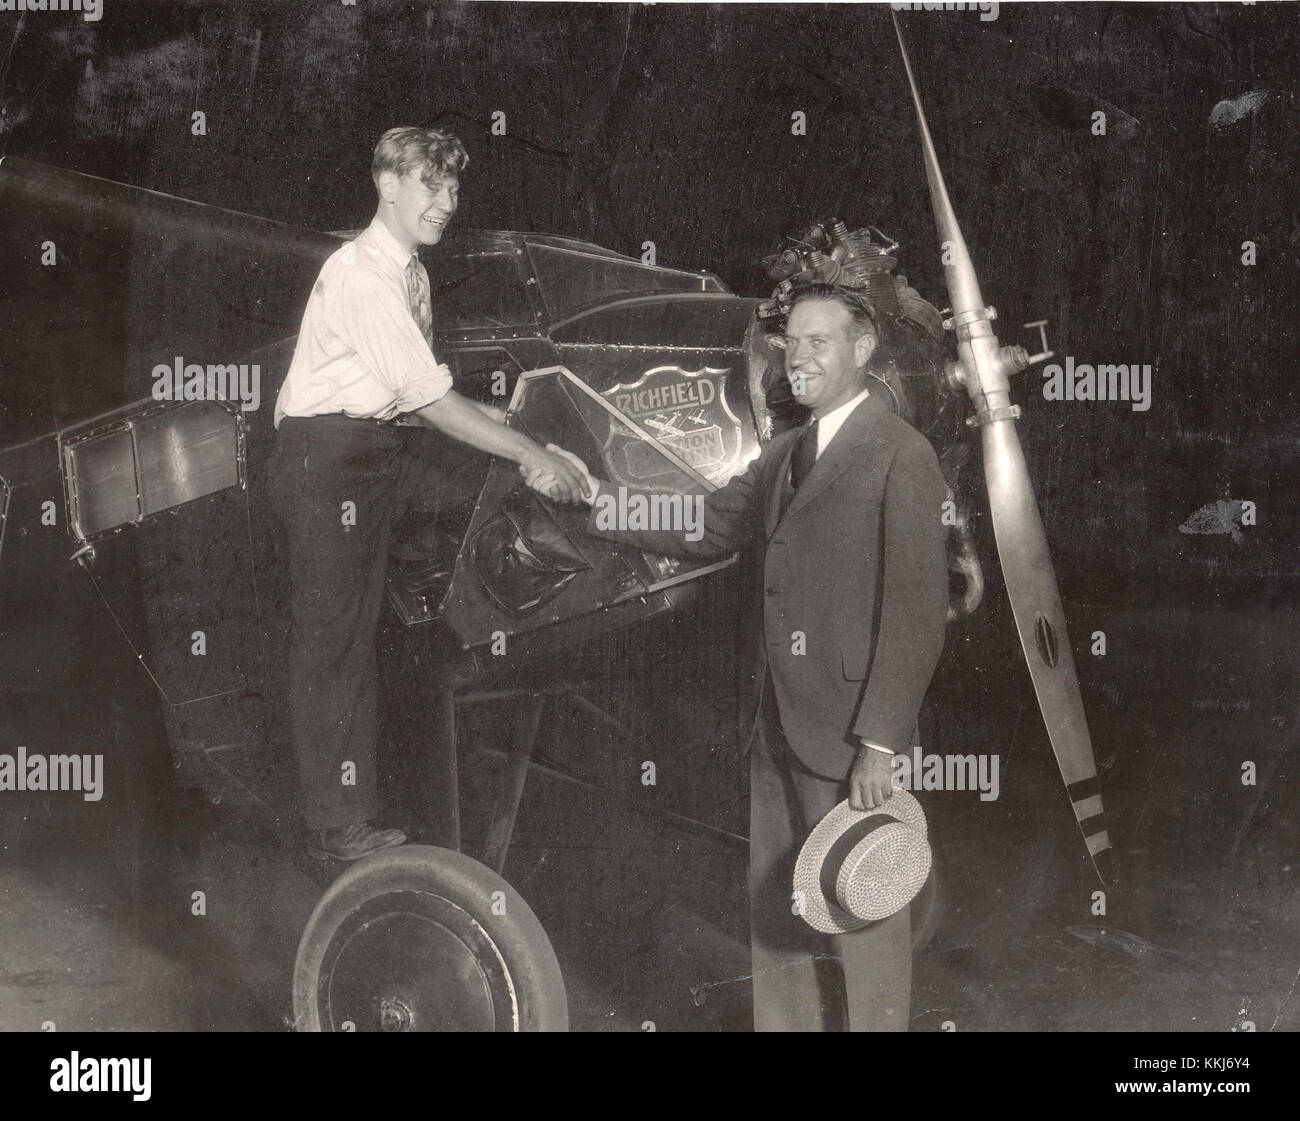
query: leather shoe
[{"left": 308, "top": 821, "right": 406, "bottom": 862}]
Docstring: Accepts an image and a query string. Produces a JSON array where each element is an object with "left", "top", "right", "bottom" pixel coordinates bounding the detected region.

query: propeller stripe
[
  {"left": 1066, "top": 776, "right": 1101, "bottom": 802},
  {"left": 1086, "top": 832, "right": 1112, "bottom": 857},
  {"left": 1078, "top": 813, "right": 1108, "bottom": 837}
]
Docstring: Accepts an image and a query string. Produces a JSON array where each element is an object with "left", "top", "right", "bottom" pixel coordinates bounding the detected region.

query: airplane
[{"left": 0, "top": 27, "right": 1106, "bottom": 1030}]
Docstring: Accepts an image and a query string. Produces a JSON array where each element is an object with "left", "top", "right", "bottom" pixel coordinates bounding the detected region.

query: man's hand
[
  {"left": 848, "top": 747, "right": 896, "bottom": 811},
  {"left": 415, "top": 392, "right": 587, "bottom": 500},
  {"left": 520, "top": 444, "right": 597, "bottom": 505},
  {"left": 548, "top": 445, "right": 598, "bottom": 502},
  {"left": 519, "top": 444, "right": 592, "bottom": 505}
]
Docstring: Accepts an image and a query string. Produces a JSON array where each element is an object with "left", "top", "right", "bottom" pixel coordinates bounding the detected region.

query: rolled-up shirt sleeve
[{"left": 336, "top": 268, "right": 453, "bottom": 415}]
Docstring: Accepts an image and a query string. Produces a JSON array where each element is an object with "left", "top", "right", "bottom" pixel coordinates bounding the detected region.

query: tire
[{"left": 293, "top": 845, "right": 568, "bottom": 1032}]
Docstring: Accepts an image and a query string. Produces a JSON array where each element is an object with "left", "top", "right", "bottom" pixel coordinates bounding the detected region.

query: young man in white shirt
[{"left": 271, "top": 127, "right": 587, "bottom": 861}]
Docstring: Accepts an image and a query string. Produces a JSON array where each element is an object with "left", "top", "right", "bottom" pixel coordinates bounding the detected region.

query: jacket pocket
[{"left": 841, "top": 650, "right": 867, "bottom": 682}]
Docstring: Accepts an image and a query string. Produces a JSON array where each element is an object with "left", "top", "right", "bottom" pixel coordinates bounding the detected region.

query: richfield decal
[{"left": 602, "top": 366, "right": 744, "bottom": 486}]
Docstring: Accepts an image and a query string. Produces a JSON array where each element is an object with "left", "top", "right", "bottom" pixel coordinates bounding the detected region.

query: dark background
[
  {"left": 0, "top": 1, "right": 1296, "bottom": 1032},
  {"left": 4, "top": 0, "right": 1298, "bottom": 599}
]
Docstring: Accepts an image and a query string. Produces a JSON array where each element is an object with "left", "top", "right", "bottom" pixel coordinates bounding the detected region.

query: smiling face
[
  {"left": 783, "top": 298, "right": 876, "bottom": 418},
  {"left": 377, "top": 168, "right": 459, "bottom": 255}
]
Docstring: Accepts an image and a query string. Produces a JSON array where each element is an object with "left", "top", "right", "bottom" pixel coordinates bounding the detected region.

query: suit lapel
[
  {"left": 764, "top": 433, "right": 800, "bottom": 535},
  {"left": 780, "top": 391, "right": 888, "bottom": 524}
]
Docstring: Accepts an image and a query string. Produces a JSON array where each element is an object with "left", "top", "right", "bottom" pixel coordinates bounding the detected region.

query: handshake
[{"left": 520, "top": 444, "right": 598, "bottom": 505}]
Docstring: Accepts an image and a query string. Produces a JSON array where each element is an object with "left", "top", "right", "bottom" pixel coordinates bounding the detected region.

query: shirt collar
[
  {"left": 366, "top": 215, "right": 418, "bottom": 272},
  {"left": 814, "top": 386, "right": 872, "bottom": 453}
]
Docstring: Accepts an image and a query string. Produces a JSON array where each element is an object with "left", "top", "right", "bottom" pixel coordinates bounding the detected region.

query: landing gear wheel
[{"left": 293, "top": 845, "right": 568, "bottom": 1032}]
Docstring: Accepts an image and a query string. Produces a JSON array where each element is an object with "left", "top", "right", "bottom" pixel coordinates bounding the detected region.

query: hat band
[{"left": 818, "top": 813, "right": 894, "bottom": 909}]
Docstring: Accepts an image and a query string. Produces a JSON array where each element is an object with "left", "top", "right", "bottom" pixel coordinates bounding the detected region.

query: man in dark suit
[{"left": 532, "top": 283, "right": 949, "bottom": 1030}]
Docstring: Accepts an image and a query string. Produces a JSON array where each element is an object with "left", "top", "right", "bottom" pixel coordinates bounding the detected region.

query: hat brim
[{"left": 794, "top": 792, "right": 931, "bottom": 934}]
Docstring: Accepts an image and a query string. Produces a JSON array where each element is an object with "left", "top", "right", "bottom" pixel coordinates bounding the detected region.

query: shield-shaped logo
[{"left": 600, "top": 366, "right": 745, "bottom": 487}]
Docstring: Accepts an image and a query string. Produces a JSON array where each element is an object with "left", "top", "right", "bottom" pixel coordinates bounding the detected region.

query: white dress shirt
[
  {"left": 813, "top": 386, "right": 872, "bottom": 458},
  {"left": 274, "top": 217, "right": 453, "bottom": 427}
]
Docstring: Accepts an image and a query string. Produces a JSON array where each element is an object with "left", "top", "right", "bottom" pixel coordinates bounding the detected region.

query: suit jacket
[{"left": 588, "top": 390, "right": 949, "bottom": 780}]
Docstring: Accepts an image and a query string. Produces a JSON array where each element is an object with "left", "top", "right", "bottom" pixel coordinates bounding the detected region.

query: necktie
[
  {"left": 790, "top": 418, "right": 819, "bottom": 491},
  {"left": 405, "top": 255, "right": 433, "bottom": 350}
]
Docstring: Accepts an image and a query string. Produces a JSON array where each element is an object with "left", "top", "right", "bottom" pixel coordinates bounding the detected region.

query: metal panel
[
  {"left": 440, "top": 367, "right": 735, "bottom": 649},
  {"left": 61, "top": 400, "right": 244, "bottom": 545},
  {"left": 133, "top": 404, "right": 241, "bottom": 518},
  {"left": 64, "top": 425, "right": 139, "bottom": 539},
  {"left": 533, "top": 244, "right": 725, "bottom": 330}
]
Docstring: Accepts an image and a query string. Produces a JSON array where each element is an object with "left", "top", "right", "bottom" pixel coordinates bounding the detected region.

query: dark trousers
[
  {"left": 749, "top": 685, "right": 912, "bottom": 1031},
  {"left": 269, "top": 415, "right": 479, "bottom": 831}
]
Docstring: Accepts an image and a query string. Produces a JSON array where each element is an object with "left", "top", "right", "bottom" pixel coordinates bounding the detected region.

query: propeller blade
[
  {"left": 892, "top": 14, "right": 1112, "bottom": 885},
  {"left": 982, "top": 418, "right": 1113, "bottom": 886}
]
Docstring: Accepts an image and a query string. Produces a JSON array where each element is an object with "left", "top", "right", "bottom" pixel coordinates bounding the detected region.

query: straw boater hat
[{"left": 793, "top": 790, "right": 931, "bottom": 934}]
